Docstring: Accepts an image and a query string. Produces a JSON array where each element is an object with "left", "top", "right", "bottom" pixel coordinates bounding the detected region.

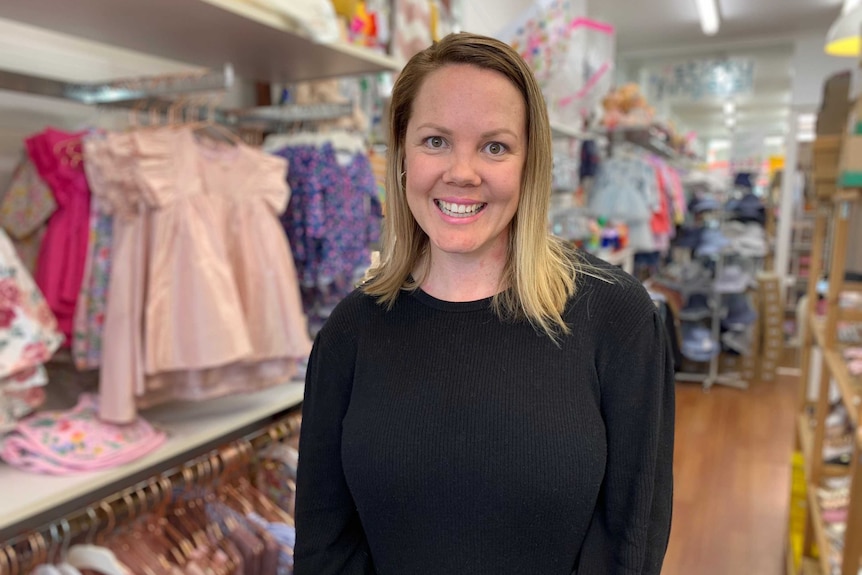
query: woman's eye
[
  {"left": 425, "top": 136, "right": 446, "bottom": 148},
  {"left": 485, "top": 142, "right": 507, "bottom": 155}
]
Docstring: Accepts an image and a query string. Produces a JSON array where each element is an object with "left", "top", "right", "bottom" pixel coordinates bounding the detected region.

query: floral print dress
[{"left": 0, "top": 227, "right": 63, "bottom": 433}]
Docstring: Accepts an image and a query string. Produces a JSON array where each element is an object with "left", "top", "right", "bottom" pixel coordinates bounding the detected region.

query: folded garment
[
  {"left": 715, "top": 265, "right": 751, "bottom": 294},
  {"left": 721, "top": 293, "right": 757, "bottom": 330},
  {"left": 681, "top": 323, "right": 719, "bottom": 362},
  {"left": 679, "top": 293, "right": 713, "bottom": 321},
  {"left": 0, "top": 393, "right": 166, "bottom": 474}
]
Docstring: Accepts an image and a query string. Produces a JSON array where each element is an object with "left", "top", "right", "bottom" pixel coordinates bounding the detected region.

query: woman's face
[{"left": 404, "top": 64, "right": 526, "bottom": 264}]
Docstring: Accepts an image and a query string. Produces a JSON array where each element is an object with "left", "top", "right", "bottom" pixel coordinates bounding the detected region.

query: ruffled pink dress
[{"left": 87, "top": 128, "right": 311, "bottom": 423}]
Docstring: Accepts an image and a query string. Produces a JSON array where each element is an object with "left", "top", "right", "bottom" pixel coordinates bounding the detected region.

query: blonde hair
[{"left": 362, "top": 32, "right": 581, "bottom": 340}]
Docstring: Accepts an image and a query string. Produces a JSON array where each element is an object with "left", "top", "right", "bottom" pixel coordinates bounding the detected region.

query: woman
[{"left": 295, "top": 32, "right": 674, "bottom": 575}]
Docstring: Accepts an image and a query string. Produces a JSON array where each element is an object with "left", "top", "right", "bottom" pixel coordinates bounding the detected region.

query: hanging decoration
[{"left": 497, "top": 0, "right": 616, "bottom": 127}]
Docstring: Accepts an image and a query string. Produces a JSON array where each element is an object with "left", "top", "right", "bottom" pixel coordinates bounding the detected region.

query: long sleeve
[
  {"left": 577, "top": 307, "right": 675, "bottom": 575},
  {"left": 294, "top": 310, "right": 376, "bottom": 575}
]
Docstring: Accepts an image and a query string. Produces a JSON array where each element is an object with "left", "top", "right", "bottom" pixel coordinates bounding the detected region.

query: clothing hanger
[
  {"left": 0, "top": 546, "right": 13, "bottom": 575},
  {"left": 110, "top": 492, "right": 162, "bottom": 575},
  {"left": 66, "top": 543, "right": 129, "bottom": 575},
  {"left": 129, "top": 484, "right": 180, "bottom": 574},
  {"left": 186, "top": 97, "right": 244, "bottom": 147},
  {"left": 52, "top": 519, "right": 83, "bottom": 575},
  {"left": 67, "top": 501, "right": 130, "bottom": 575}
]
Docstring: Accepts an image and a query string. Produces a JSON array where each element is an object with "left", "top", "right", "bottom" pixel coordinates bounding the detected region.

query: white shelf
[
  {"left": 0, "top": 0, "right": 403, "bottom": 82},
  {"left": 0, "top": 381, "right": 304, "bottom": 540},
  {"left": 550, "top": 122, "right": 587, "bottom": 140}
]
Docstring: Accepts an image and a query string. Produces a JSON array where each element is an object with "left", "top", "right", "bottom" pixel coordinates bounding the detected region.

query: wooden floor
[{"left": 662, "top": 372, "right": 798, "bottom": 575}]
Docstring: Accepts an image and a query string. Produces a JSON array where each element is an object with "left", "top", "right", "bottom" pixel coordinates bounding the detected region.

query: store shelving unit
[
  {"left": 0, "top": 381, "right": 305, "bottom": 541},
  {"left": 0, "top": 0, "right": 403, "bottom": 549},
  {"left": 791, "top": 125, "right": 862, "bottom": 574},
  {"left": 0, "top": 0, "right": 403, "bottom": 82}
]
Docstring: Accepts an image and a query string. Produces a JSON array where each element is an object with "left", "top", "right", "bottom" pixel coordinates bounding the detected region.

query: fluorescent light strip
[{"left": 696, "top": 0, "right": 720, "bottom": 35}]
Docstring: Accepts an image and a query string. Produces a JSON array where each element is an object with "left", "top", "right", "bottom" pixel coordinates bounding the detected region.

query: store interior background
[{"left": 1, "top": 1, "right": 861, "bottom": 574}]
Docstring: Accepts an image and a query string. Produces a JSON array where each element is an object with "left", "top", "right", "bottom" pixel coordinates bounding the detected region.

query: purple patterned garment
[{"left": 273, "top": 143, "right": 382, "bottom": 327}]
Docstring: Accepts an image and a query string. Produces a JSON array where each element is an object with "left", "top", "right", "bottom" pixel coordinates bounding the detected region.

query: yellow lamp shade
[{"left": 825, "top": 4, "right": 862, "bottom": 57}]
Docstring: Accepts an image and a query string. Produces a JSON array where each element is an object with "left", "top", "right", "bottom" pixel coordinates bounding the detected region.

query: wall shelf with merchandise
[
  {"left": 0, "top": 0, "right": 405, "bottom": 548},
  {"left": 0, "top": 0, "right": 403, "bottom": 83},
  {"left": 0, "top": 382, "right": 304, "bottom": 541}
]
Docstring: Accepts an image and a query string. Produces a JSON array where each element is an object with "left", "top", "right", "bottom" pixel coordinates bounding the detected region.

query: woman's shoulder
[
  {"left": 316, "top": 288, "right": 382, "bottom": 342},
  {"left": 569, "top": 249, "right": 656, "bottom": 330}
]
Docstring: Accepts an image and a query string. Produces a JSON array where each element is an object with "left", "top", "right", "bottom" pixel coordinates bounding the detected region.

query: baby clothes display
[
  {"left": 83, "top": 127, "right": 311, "bottom": 423},
  {"left": 25, "top": 128, "right": 92, "bottom": 344},
  {"left": 588, "top": 144, "right": 684, "bottom": 253},
  {"left": 0, "top": 393, "right": 165, "bottom": 474}
]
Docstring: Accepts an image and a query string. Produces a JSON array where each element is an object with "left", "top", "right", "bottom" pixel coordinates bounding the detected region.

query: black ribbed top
[{"left": 295, "top": 251, "right": 674, "bottom": 575}]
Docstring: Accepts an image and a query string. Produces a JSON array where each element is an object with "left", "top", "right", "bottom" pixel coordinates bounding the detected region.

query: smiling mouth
[{"left": 434, "top": 199, "right": 487, "bottom": 218}]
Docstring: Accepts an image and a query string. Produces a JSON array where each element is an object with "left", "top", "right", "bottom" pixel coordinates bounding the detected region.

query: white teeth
[{"left": 436, "top": 200, "right": 485, "bottom": 218}]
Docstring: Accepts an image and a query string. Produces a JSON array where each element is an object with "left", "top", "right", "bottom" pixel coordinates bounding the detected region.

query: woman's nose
[{"left": 443, "top": 152, "right": 481, "bottom": 187}]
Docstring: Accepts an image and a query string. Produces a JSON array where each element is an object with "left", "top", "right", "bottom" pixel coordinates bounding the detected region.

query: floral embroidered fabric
[
  {"left": 0, "top": 393, "right": 165, "bottom": 474},
  {"left": 0, "top": 155, "right": 57, "bottom": 240}
]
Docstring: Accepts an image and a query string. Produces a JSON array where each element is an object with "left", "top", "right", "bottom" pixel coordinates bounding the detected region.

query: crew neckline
[{"left": 409, "top": 287, "right": 494, "bottom": 313}]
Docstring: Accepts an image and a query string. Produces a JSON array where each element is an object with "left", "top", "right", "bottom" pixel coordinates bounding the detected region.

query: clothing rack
[
  {"left": 0, "top": 66, "right": 355, "bottom": 130},
  {"left": 0, "top": 407, "right": 302, "bottom": 575},
  {"left": 0, "top": 66, "right": 235, "bottom": 105}
]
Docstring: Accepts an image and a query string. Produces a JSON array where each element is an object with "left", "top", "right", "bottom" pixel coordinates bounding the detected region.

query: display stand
[
  {"left": 0, "top": 1, "right": 401, "bottom": 552},
  {"left": 791, "top": 128, "right": 862, "bottom": 574},
  {"left": 0, "top": 382, "right": 305, "bottom": 541}
]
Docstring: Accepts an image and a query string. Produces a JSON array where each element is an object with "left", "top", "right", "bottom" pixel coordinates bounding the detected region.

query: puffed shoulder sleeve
[
  {"left": 579, "top": 290, "right": 674, "bottom": 575},
  {"left": 294, "top": 301, "right": 375, "bottom": 575},
  {"left": 253, "top": 151, "right": 291, "bottom": 215}
]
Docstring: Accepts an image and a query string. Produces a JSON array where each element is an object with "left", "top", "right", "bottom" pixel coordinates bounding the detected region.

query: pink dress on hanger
[
  {"left": 84, "top": 133, "right": 146, "bottom": 423},
  {"left": 133, "top": 127, "right": 255, "bottom": 374},
  {"left": 91, "top": 128, "right": 309, "bottom": 423},
  {"left": 196, "top": 136, "right": 312, "bottom": 365},
  {"left": 24, "top": 128, "right": 92, "bottom": 345}
]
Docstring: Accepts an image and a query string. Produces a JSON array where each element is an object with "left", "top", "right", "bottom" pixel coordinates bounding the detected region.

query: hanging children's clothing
[
  {"left": 84, "top": 127, "right": 311, "bottom": 424},
  {"left": 0, "top": 227, "right": 63, "bottom": 433},
  {"left": 266, "top": 133, "right": 382, "bottom": 331},
  {"left": 0, "top": 155, "right": 57, "bottom": 275},
  {"left": 25, "top": 128, "right": 92, "bottom": 345},
  {"left": 589, "top": 147, "right": 659, "bottom": 252}
]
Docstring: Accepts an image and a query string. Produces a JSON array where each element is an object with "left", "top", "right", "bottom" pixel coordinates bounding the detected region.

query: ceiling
[
  {"left": 590, "top": 0, "right": 846, "bottom": 143},
  {"left": 465, "top": 0, "right": 847, "bottom": 145},
  {"left": 588, "top": 0, "right": 842, "bottom": 54}
]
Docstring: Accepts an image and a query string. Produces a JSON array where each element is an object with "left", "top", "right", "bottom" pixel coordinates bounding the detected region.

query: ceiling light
[
  {"left": 695, "top": 0, "right": 720, "bottom": 36},
  {"left": 825, "top": 1, "right": 862, "bottom": 57},
  {"left": 723, "top": 101, "right": 736, "bottom": 116},
  {"left": 725, "top": 117, "right": 737, "bottom": 128}
]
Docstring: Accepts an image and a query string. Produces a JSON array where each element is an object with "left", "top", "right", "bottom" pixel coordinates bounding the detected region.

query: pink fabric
[
  {"left": 647, "top": 160, "right": 672, "bottom": 236},
  {"left": 24, "top": 128, "right": 92, "bottom": 345},
  {"left": 94, "top": 128, "right": 310, "bottom": 423},
  {"left": 0, "top": 393, "right": 165, "bottom": 474}
]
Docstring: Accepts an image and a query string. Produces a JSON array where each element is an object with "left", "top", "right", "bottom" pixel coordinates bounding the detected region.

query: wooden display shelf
[
  {"left": 806, "top": 485, "right": 834, "bottom": 575},
  {"left": 824, "top": 347, "right": 861, "bottom": 426},
  {"left": 798, "top": 413, "right": 850, "bottom": 480},
  {"left": 0, "top": 0, "right": 403, "bottom": 82},
  {"left": 0, "top": 381, "right": 305, "bottom": 540},
  {"left": 801, "top": 557, "right": 823, "bottom": 575},
  {"left": 809, "top": 312, "right": 862, "bottom": 426}
]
